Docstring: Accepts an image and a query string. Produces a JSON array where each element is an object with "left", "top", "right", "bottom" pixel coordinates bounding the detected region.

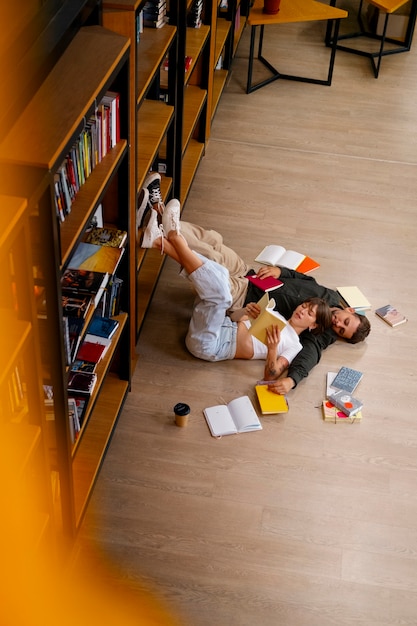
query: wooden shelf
[
  {"left": 72, "top": 373, "right": 129, "bottom": 527},
  {"left": 0, "top": 26, "right": 129, "bottom": 169},
  {"left": 185, "top": 25, "right": 211, "bottom": 85},
  {"left": 212, "top": 68, "right": 229, "bottom": 120},
  {"left": 137, "top": 100, "right": 175, "bottom": 184},
  {"left": 59, "top": 141, "right": 128, "bottom": 266},
  {"left": 137, "top": 26, "right": 177, "bottom": 103},
  {"left": 180, "top": 139, "right": 205, "bottom": 205},
  {"left": 215, "top": 17, "right": 232, "bottom": 67},
  {"left": 183, "top": 86, "right": 208, "bottom": 152}
]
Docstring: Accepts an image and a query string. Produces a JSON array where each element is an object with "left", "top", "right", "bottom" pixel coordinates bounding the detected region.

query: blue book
[
  {"left": 331, "top": 366, "right": 363, "bottom": 394},
  {"left": 88, "top": 316, "right": 119, "bottom": 339}
]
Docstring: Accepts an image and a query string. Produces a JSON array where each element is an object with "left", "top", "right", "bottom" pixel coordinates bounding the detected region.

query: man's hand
[
  {"left": 266, "top": 377, "right": 295, "bottom": 395},
  {"left": 256, "top": 266, "right": 282, "bottom": 279}
]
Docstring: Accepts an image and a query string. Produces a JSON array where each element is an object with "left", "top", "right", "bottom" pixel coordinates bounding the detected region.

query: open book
[
  {"left": 203, "top": 396, "right": 262, "bottom": 437},
  {"left": 248, "top": 293, "right": 286, "bottom": 345},
  {"left": 255, "top": 245, "right": 320, "bottom": 274}
]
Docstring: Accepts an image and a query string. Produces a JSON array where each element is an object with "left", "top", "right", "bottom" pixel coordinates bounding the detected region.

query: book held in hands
[
  {"left": 246, "top": 273, "right": 283, "bottom": 293},
  {"left": 203, "top": 396, "right": 262, "bottom": 437},
  {"left": 248, "top": 293, "right": 286, "bottom": 345},
  {"left": 375, "top": 304, "right": 407, "bottom": 327},
  {"left": 254, "top": 245, "right": 320, "bottom": 274}
]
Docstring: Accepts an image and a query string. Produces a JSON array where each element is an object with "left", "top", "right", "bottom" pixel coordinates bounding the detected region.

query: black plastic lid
[{"left": 173, "top": 402, "right": 190, "bottom": 416}]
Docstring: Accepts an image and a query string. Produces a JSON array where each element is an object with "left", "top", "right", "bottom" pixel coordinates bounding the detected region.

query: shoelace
[{"left": 148, "top": 181, "right": 165, "bottom": 211}]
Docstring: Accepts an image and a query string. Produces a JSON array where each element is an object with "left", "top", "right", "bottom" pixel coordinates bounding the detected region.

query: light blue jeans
[{"left": 184, "top": 256, "right": 238, "bottom": 361}]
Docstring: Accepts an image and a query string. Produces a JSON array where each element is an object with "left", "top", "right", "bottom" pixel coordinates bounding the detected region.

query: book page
[
  {"left": 254, "top": 245, "right": 286, "bottom": 266},
  {"left": 279, "top": 250, "right": 305, "bottom": 270},
  {"left": 227, "top": 396, "right": 262, "bottom": 432},
  {"left": 203, "top": 405, "right": 237, "bottom": 437}
]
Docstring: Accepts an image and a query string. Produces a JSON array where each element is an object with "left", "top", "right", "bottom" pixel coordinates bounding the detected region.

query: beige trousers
[{"left": 180, "top": 221, "right": 251, "bottom": 310}]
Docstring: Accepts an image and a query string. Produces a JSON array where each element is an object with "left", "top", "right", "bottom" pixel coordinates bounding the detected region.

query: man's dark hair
[{"left": 347, "top": 313, "right": 371, "bottom": 344}]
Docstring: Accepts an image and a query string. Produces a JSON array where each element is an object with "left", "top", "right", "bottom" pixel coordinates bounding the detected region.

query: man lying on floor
[{"left": 138, "top": 173, "right": 370, "bottom": 394}]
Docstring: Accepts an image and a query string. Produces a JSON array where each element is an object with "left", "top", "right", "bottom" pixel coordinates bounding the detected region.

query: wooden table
[
  {"left": 329, "top": 0, "right": 417, "bottom": 78},
  {"left": 246, "top": 0, "right": 348, "bottom": 93}
]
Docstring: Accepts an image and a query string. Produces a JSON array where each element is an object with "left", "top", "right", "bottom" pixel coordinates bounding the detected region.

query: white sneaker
[
  {"left": 141, "top": 209, "right": 165, "bottom": 252},
  {"left": 137, "top": 187, "right": 150, "bottom": 229},
  {"left": 162, "top": 199, "right": 181, "bottom": 235}
]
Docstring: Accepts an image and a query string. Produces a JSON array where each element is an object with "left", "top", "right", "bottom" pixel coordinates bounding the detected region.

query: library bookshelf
[{"left": 0, "top": 23, "right": 132, "bottom": 540}]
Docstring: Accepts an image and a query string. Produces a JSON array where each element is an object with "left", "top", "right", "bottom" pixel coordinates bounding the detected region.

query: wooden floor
[{"left": 78, "top": 13, "right": 417, "bottom": 626}]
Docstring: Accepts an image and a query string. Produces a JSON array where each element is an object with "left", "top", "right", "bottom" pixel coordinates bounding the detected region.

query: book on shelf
[
  {"left": 331, "top": 366, "right": 363, "bottom": 394},
  {"left": 68, "top": 397, "right": 81, "bottom": 444},
  {"left": 337, "top": 286, "right": 371, "bottom": 312},
  {"left": 203, "top": 396, "right": 262, "bottom": 437},
  {"left": 67, "top": 371, "right": 97, "bottom": 395},
  {"left": 61, "top": 268, "right": 109, "bottom": 307},
  {"left": 100, "top": 91, "right": 120, "bottom": 148},
  {"left": 71, "top": 360, "right": 96, "bottom": 373},
  {"left": 327, "top": 389, "right": 363, "bottom": 418},
  {"left": 375, "top": 304, "right": 407, "bottom": 327},
  {"left": 71, "top": 396, "right": 88, "bottom": 428},
  {"left": 255, "top": 385, "right": 289, "bottom": 414},
  {"left": 87, "top": 315, "right": 119, "bottom": 339},
  {"left": 322, "top": 399, "right": 362, "bottom": 423},
  {"left": 248, "top": 293, "right": 287, "bottom": 345},
  {"left": 246, "top": 273, "right": 284, "bottom": 293},
  {"left": 67, "top": 316, "right": 85, "bottom": 361},
  {"left": 75, "top": 340, "right": 108, "bottom": 364},
  {"left": 61, "top": 293, "right": 92, "bottom": 318},
  {"left": 83, "top": 226, "right": 127, "bottom": 248},
  {"left": 254, "top": 245, "right": 320, "bottom": 274},
  {"left": 68, "top": 241, "right": 124, "bottom": 276}
]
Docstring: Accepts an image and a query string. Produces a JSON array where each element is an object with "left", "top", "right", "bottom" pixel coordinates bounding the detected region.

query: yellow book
[
  {"left": 248, "top": 293, "right": 286, "bottom": 345},
  {"left": 255, "top": 385, "right": 289, "bottom": 414}
]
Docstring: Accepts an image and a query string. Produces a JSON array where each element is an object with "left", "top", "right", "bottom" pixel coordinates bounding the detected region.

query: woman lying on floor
[{"left": 141, "top": 200, "right": 332, "bottom": 380}]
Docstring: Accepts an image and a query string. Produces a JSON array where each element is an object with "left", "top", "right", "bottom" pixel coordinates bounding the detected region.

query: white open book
[{"left": 203, "top": 396, "right": 262, "bottom": 437}]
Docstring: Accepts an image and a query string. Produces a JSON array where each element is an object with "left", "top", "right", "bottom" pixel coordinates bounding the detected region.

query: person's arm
[
  {"left": 267, "top": 329, "right": 336, "bottom": 393},
  {"left": 263, "top": 325, "right": 290, "bottom": 381}
]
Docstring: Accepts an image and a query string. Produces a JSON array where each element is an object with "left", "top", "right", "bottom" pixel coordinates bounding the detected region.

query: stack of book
[
  {"left": 73, "top": 315, "right": 119, "bottom": 373},
  {"left": 188, "top": 0, "right": 204, "bottom": 27},
  {"left": 323, "top": 369, "right": 364, "bottom": 423},
  {"left": 142, "top": 0, "right": 166, "bottom": 28}
]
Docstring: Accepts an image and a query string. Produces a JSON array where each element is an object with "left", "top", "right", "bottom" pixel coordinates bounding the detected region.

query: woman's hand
[
  {"left": 265, "top": 324, "right": 281, "bottom": 351},
  {"left": 245, "top": 302, "right": 261, "bottom": 319}
]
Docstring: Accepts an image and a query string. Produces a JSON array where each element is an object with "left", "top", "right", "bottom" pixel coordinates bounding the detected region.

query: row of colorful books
[{"left": 54, "top": 91, "right": 120, "bottom": 222}]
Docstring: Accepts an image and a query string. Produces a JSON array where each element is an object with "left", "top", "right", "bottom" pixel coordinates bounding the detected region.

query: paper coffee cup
[{"left": 174, "top": 403, "right": 190, "bottom": 427}]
